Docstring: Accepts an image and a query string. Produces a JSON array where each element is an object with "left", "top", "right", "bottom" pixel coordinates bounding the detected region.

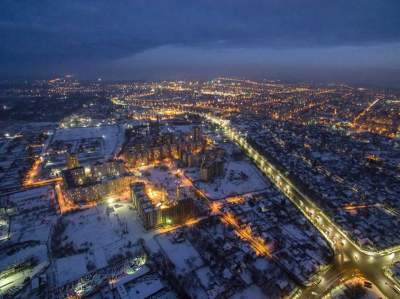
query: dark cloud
[{"left": 1, "top": 0, "right": 400, "bottom": 80}]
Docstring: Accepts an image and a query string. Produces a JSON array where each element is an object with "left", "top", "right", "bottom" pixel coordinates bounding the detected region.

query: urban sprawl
[{"left": 0, "top": 77, "right": 400, "bottom": 298}]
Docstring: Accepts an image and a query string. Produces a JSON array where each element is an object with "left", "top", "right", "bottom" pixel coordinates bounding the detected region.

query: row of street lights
[
  {"left": 203, "top": 112, "right": 400, "bottom": 257},
  {"left": 195, "top": 111, "right": 400, "bottom": 298}
]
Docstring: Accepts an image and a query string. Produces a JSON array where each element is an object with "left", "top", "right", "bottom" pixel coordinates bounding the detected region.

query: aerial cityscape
[{"left": 1, "top": 1, "right": 400, "bottom": 299}]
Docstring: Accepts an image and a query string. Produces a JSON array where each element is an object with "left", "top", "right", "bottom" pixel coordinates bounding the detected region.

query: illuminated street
[
  {"left": 200, "top": 112, "right": 400, "bottom": 298},
  {"left": 1, "top": 4, "right": 400, "bottom": 296}
]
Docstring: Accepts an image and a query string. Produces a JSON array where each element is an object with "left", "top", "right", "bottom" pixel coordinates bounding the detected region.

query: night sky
[{"left": 1, "top": 0, "right": 400, "bottom": 85}]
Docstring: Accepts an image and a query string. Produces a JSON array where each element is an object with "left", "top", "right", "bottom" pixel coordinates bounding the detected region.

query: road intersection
[{"left": 199, "top": 112, "right": 400, "bottom": 298}]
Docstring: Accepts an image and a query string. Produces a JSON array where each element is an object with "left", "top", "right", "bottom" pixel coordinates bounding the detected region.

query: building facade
[
  {"left": 62, "top": 160, "right": 133, "bottom": 204},
  {"left": 131, "top": 182, "right": 195, "bottom": 229}
]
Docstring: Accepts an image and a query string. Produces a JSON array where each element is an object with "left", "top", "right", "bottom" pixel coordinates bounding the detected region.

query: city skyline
[{"left": 1, "top": 2, "right": 400, "bottom": 298}]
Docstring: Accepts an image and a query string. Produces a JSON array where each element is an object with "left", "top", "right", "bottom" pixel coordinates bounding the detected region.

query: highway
[{"left": 198, "top": 112, "right": 400, "bottom": 298}]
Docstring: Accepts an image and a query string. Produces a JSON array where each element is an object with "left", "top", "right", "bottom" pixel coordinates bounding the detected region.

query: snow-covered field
[
  {"left": 52, "top": 125, "right": 123, "bottom": 160},
  {"left": 8, "top": 186, "right": 56, "bottom": 243},
  {"left": 125, "top": 275, "right": 165, "bottom": 299},
  {"left": 138, "top": 162, "right": 187, "bottom": 198},
  {"left": 54, "top": 254, "right": 88, "bottom": 286},
  {"left": 53, "top": 202, "right": 153, "bottom": 285},
  {"left": 139, "top": 163, "right": 181, "bottom": 189},
  {"left": 156, "top": 233, "right": 204, "bottom": 275},
  {"left": 189, "top": 160, "right": 269, "bottom": 200}
]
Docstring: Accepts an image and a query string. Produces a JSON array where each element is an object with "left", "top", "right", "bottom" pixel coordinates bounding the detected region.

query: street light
[
  {"left": 107, "top": 197, "right": 114, "bottom": 205},
  {"left": 387, "top": 253, "right": 395, "bottom": 261},
  {"left": 368, "top": 256, "right": 374, "bottom": 263}
]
